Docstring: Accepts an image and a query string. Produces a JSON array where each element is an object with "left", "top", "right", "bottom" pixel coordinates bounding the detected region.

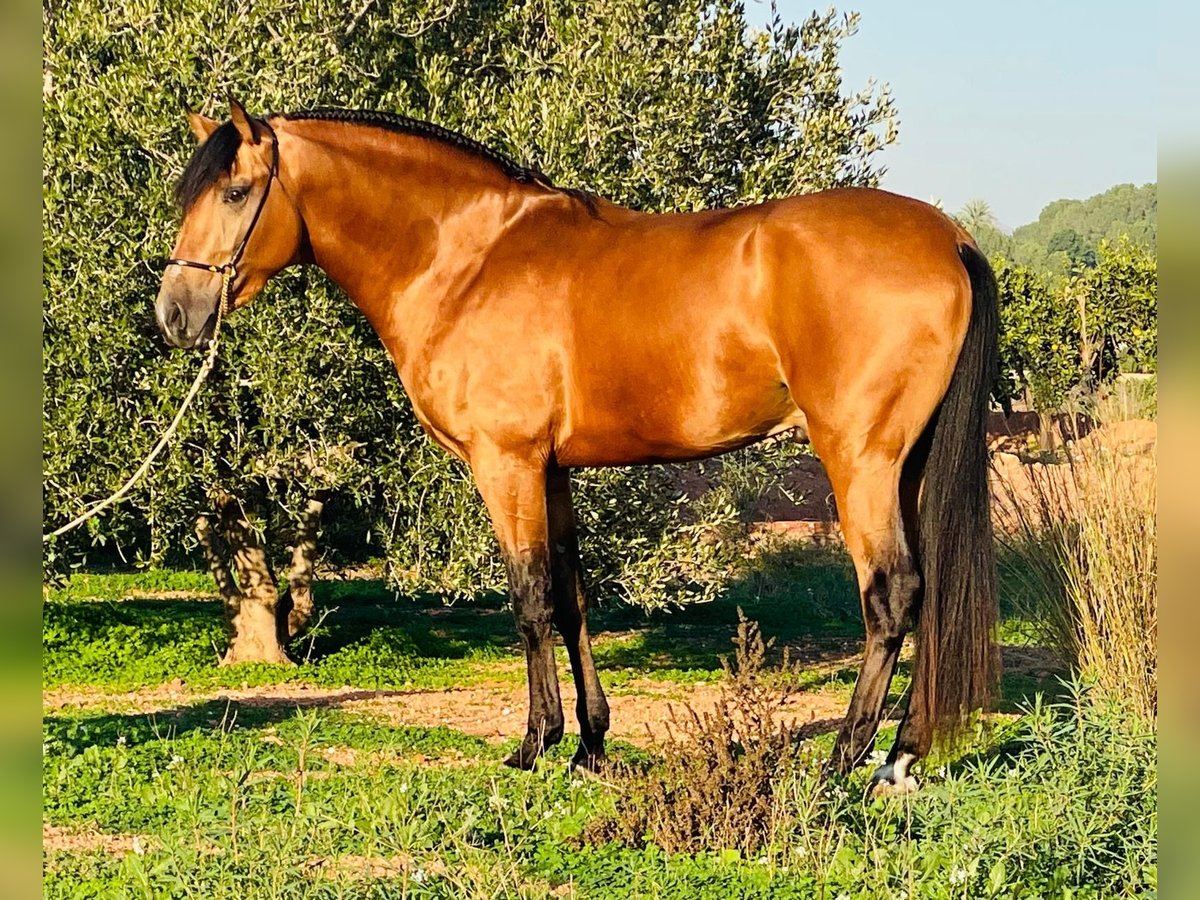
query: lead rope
[{"left": 43, "top": 267, "right": 233, "bottom": 543}]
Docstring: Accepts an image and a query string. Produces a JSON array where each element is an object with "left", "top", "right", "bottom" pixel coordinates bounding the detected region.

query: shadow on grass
[
  {"left": 43, "top": 695, "right": 495, "bottom": 759},
  {"left": 45, "top": 539, "right": 1064, "bottom": 717},
  {"left": 587, "top": 543, "right": 864, "bottom": 677}
]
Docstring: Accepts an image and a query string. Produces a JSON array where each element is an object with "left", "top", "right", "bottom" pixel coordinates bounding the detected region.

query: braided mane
[{"left": 175, "top": 106, "right": 596, "bottom": 214}]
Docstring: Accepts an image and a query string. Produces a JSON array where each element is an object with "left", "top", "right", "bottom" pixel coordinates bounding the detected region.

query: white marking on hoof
[{"left": 869, "top": 752, "right": 920, "bottom": 797}]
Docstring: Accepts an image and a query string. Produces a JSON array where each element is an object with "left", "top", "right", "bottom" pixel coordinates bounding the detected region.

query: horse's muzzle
[{"left": 155, "top": 289, "right": 217, "bottom": 349}]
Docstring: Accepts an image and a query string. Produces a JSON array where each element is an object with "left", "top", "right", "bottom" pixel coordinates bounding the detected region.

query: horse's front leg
[
  {"left": 546, "top": 465, "right": 610, "bottom": 772},
  {"left": 471, "top": 446, "right": 563, "bottom": 769}
]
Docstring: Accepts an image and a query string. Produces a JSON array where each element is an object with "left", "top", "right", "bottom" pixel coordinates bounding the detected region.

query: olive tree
[{"left": 43, "top": 0, "right": 898, "bottom": 661}]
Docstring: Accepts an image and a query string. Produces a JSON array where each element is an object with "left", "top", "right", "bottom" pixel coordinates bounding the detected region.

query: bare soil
[
  {"left": 43, "top": 637, "right": 1054, "bottom": 748},
  {"left": 736, "top": 417, "right": 1157, "bottom": 544},
  {"left": 43, "top": 824, "right": 157, "bottom": 856},
  {"left": 42, "top": 676, "right": 854, "bottom": 748},
  {"left": 345, "top": 678, "right": 852, "bottom": 747}
]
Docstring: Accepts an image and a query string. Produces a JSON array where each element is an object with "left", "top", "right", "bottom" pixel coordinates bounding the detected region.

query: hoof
[
  {"left": 869, "top": 760, "right": 920, "bottom": 797},
  {"left": 569, "top": 745, "right": 606, "bottom": 777},
  {"left": 869, "top": 773, "right": 920, "bottom": 797},
  {"left": 503, "top": 742, "right": 542, "bottom": 771}
]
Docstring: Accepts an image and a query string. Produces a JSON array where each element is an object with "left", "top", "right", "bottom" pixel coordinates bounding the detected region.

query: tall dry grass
[{"left": 992, "top": 416, "right": 1156, "bottom": 720}]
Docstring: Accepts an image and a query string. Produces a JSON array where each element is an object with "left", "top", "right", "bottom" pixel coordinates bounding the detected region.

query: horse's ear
[
  {"left": 228, "top": 96, "right": 262, "bottom": 145},
  {"left": 186, "top": 110, "right": 219, "bottom": 144}
]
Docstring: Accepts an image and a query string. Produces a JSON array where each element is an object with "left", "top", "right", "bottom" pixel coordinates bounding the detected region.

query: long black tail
[{"left": 913, "top": 242, "right": 1001, "bottom": 751}]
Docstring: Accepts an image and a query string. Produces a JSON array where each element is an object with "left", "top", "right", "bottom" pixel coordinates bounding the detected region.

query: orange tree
[{"left": 992, "top": 241, "right": 1156, "bottom": 415}]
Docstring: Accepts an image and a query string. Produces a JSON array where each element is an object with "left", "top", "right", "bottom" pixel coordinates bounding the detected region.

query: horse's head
[{"left": 156, "top": 99, "right": 305, "bottom": 348}]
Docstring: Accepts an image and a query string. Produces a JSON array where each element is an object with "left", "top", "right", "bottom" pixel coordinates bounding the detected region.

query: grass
[
  {"left": 42, "top": 542, "right": 1151, "bottom": 897},
  {"left": 42, "top": 679, "right": 1155, "bottom": 898},
  {"left": 993, "top": 412, "right": 1157, "bottom": 721},
  {"left": 43, "top": 546, "right": 869, "bottom": 696}
]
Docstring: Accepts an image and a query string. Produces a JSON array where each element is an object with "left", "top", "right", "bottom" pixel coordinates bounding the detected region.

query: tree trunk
[
  {"left": 1037, "top": 408, "right": 1058, "bottom": 454},
  {"left": 196, "top": 493, "right": 292, "bottom": 666},
  {"left": 281, "top": 496, "right": 324, "bottom": 639}
]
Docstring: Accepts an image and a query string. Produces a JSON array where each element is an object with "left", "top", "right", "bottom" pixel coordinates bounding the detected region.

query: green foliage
[
  {"left": 992, "top": 239, "right": 1157, "bottom": 411},
  {"left": 993, "top": 260, "right": 1079, "bottom": 410},
  {"left": 1008, "top": 182, "right": 1156, "bottom": 278},
  {"left": 1075, "top": 238, "right": 1157, "bottom": 378},
  {"left": 44, "top": 0, "right": 897, "bottom": 608}
]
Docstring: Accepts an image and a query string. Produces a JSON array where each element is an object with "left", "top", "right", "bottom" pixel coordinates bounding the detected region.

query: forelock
[{"left": 174, "top": 121, "right": 243, "bottom": 212}]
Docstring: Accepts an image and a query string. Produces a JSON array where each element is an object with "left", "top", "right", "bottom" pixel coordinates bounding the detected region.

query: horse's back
[{"left": 549, "top": 188, "right": 972, "bottom": 465}]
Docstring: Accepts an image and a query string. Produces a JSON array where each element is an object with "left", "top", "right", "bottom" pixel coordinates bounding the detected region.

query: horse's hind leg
[
  {"left": 871, "top": 456, "right": 932, "bottom": 794},
  {"left": 546, "top": 466, "right": 610, "bottom": 771},
  {"left": 818, "top": 440, "right": 921, "bottom": 778},
  {"left": 470, "top": 446, "right": 564, "bottom": 769}
]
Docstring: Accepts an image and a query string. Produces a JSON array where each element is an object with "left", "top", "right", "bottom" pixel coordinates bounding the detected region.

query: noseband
[{"left": 165, "top": 119, "right": 281, "bottom": 318}]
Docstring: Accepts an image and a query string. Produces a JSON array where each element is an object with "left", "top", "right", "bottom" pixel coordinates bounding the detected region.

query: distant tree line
[
  {"left": 957, "top": 182, "right": 1156, "bottom": 280},
  {"left": 954, "top": 187, "right": 1156, "bottom": 414}
]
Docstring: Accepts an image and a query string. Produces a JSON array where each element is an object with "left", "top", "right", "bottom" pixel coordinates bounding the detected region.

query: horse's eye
[{"left": 223, "top": 186, "right": 249, "bottom": 204}]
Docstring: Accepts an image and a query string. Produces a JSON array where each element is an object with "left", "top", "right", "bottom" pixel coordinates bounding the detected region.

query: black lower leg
[
  {"left": 556, "top": 609, "right": 609, "bottom": 769},
  {"left": 831, "top": 561, "right": 920, "bottom": 774},
  {"left": 886, "top": 675, "right": 930, "bottom": 763},
  {"left": 831, "top": 636, "right": 902, "bottom": 773},
  {"left": 547, "top": 469, "right": 609, "bottom": 769},
  {"left": 504, "top": 546, "right": 564, "bottom": 769}
]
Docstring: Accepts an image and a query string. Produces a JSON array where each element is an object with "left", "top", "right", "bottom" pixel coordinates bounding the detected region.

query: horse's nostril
[{"left": 166, "top": 301, "right": 186, "bottom": 334}]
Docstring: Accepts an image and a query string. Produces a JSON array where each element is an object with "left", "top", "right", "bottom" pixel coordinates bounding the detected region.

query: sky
[{"left": 753, "top": 1, "right": 1157, "bottom": 230}]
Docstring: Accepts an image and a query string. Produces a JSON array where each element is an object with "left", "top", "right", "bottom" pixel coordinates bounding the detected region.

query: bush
[
  {"left": 588, "top": 625, "right": 1156, "bottom": 896},
  {"left": 586, "top": 613, "right": 815, "bottom": 854},
  {"left": 992, "top": 240, "right": 1157, "bottom": 412}
]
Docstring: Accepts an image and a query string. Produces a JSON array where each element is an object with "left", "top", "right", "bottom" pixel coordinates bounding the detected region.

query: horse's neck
[{"left": 282, "top": 124, "right": 520, "bottom": 350}]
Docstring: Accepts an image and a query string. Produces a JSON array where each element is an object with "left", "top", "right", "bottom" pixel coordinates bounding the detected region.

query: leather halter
[{"left": 165, "top": 119, "right": 281, "bottom": 313}]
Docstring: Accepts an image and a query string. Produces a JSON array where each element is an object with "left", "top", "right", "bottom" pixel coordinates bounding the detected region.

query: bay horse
[{"left": 156, "top": 100, "right": 999, "bottom": 793}]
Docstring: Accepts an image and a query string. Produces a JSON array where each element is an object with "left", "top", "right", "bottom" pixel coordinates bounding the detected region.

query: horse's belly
[{"left": 554, "top": 378, "right": 807, "bottom": 467}]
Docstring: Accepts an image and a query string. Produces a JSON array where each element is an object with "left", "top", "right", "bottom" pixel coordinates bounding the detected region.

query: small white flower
[
  {"left": 411, "top": 867, "right": 426, "bottom": 884},
  {"left": 168, "top": 754, "right": 184, "bottom": 769},
  {"left": 132, "top": 836, "right": 145, "bottom": 856},
  {"left": 116, "top": 736, "right": 127, "bottom": 748},
  {"left": 542, "top": 810, "right": 553, "bottom": 819},
  {"left": 949, "top": 866, "right": 969, "bottom": 885},
  {"left": 399, "top": 782, "right": 409, "bottom": 794}
]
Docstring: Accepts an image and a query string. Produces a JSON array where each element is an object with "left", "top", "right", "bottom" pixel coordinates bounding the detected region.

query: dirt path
[
  {"left": 340, "top": 678, "right": 851, "bottom": 746},
  {"left": 43, "top": 824, "right": 157, "bottom": 856},
  {"left": 44, "top": 638, "right": 1055, "bottom": 747},
  {"left": 44, "top": 675, "right": 853, "bottom": 747}
]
